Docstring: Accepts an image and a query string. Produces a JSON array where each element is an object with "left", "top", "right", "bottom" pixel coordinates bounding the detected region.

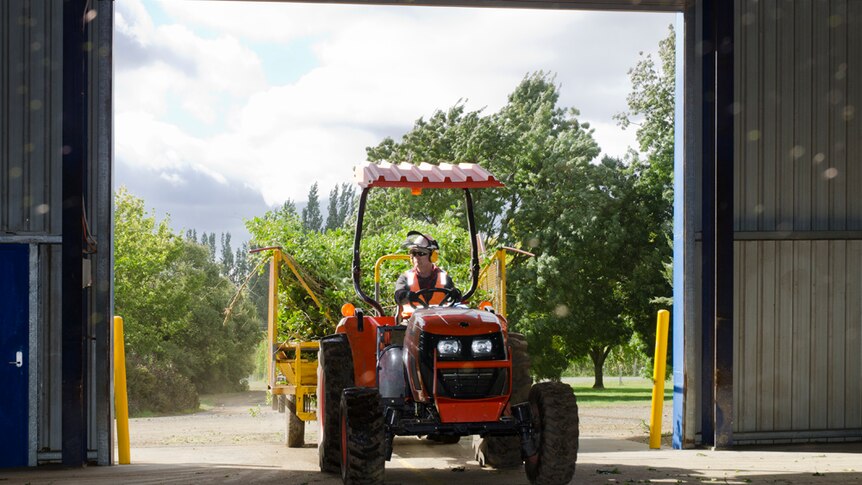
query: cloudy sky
[{"left": 114, "top": 1, "right": 676, "bottom": 244}]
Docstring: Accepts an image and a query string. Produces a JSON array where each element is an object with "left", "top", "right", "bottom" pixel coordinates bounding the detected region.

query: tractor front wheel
[
  {"left": 524, "top": 381, "right": 579, "bottom": 485},
  {"left": 317, "top": 334, "right": 354, "bottom": 473},
  {"left": 340, "top": 387, "right": 385, "bottom": 485}
]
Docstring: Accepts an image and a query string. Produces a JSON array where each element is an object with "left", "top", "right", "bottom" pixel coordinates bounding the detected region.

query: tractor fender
[{"left": 377, "top": 345, "right": 408, "bottom": 399}]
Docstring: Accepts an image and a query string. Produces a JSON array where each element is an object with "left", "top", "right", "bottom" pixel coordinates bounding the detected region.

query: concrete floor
[{"left": 2, "top": 437, "right": 860, "bottom": 484}]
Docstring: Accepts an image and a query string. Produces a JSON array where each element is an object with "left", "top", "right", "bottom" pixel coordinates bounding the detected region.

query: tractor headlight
[
  {"left": 471, "top": 338, "right": 494, "bottom": 356},
  {"left": 437, "top": 339, "right": 461, "bottom": 356}
]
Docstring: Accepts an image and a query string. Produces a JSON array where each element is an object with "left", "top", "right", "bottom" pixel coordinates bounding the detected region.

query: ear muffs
[{"left": 430, "top": 250, "right": 439, "bottom": 263}]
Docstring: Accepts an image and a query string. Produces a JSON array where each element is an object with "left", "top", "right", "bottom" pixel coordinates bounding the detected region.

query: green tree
[
  {"left": 616, "top": 24, "right": 675, "bottom": 202},
  {"left": 365, "top": 72, "right": 618, "bottom": 382},
  {"left": 246, "top": 204, "right": 473, "bottom": 339},
  {"left": 220, "top": 232, "right": 234, "bottom": 278},
  {"left": 325, "top": 184, "right": 340, "bottom": 231},
  {"left": 115, "top": 188, "right": 260, "bottom": 413},
  {"left": 337, "top": 182, "right": 355, "bottom": 228},
  {"left": 615, "top": 24, "right": 675, "bottom": 359},
  {"left": 302, "top": 182, "right": 323, "bottom": 232}
]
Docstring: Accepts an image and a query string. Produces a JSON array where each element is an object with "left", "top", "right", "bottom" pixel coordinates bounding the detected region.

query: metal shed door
[{"left": 0, "top": 244, "right": 29, "bottom": 467}]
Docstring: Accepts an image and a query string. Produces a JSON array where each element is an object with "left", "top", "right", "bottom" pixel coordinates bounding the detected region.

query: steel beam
[
  {"left": 61, "top": 0, "right": 88, "bottom": 467},
  {"left": 712, "top": 0, "right": 734, "bottom": 450},
  {"left": 230, "top": 0, "right": 686, "bottom": 12},
  {"left": 699, "top": 0, "right": 716, "bottom": 447}
]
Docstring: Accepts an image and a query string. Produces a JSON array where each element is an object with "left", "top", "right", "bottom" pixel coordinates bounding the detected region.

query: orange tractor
[{"left": 317, "top": 162, "right": 579, "bottom": 485}]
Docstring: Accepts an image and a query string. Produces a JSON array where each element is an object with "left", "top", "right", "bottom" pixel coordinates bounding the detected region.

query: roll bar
[{"left": 351, "top": 162, "right": 503, "bottom": 316}]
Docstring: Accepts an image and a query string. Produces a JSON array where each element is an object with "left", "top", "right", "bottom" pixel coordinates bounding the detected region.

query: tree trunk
[{"left": 590, "top": 347, "right": 608, "bottom": 389}]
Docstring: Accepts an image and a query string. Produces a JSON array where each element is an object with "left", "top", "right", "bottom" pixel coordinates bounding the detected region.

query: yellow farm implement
[{"left": 251, "top": 246, "right": 328, "bottom": 448}]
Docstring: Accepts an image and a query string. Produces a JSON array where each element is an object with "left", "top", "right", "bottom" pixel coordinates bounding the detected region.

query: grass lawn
[{"left": 560, "top": 377, "right": 673, "bottom": 406}]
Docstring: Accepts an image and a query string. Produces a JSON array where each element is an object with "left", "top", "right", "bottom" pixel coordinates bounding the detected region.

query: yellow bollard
[
  {"left": 114, "top": 316, "right": 131, "bottom": 464},
  {"left": 649, "top": 309, "right": 670, "bottom": 449}
]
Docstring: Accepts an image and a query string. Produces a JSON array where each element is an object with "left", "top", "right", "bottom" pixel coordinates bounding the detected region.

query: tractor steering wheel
[{"left": 407, "top": 287, "right": 461, "bottom": 309}]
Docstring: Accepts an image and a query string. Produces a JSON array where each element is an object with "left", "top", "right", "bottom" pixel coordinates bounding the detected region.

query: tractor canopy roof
[{"left": 355, "top": 161, "right": 504, "bottom": 190}]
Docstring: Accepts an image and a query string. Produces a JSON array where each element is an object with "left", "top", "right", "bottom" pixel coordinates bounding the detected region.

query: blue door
[{"left": 0, "top": 244, "right": 29, "bottom": 467}]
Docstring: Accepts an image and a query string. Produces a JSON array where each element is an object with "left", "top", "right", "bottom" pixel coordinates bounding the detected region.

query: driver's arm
[{"left": 394, "top": 273, "right": 411, "bottom": 305}]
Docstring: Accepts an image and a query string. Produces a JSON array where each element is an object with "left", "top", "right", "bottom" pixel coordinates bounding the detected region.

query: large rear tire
[
  {"left": 474, "top": 332, "right": 531, "bottom": 468},
  {"left": 340, "top": 387, "right": 385, "bottom": 485},
  {"left": 285, "top": 394, "right": 305, "bottom": 448},
  {"left": 524, "top": 382, "right": 579, "bottom": 485},
  {"left": 317, "top": 334, "right": 354, "bottom": 473}
]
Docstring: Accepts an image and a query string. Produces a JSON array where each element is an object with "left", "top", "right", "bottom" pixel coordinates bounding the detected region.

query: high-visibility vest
[{"left": 404, "top": 268, "right": 449, "bottom": 307}]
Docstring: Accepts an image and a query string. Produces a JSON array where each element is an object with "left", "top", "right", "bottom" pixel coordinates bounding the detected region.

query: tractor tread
[
  {"left": 525, "top": 381, "right": 579, "bottom": 485},
  {"left": 341, "top": 387, "right": 385, "bottom": 485},
  {"left": 317, "top": 334, "right": 354, "bottom": 473}
]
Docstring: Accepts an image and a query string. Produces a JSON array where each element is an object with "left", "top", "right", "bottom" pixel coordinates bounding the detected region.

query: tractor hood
[{"left": 409, "top": 307, "right": 503, "bottom": 336}]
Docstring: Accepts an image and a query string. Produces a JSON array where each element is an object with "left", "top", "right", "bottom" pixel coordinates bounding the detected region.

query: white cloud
[{"left": 115, "top": 1, "right": 674, "bottom": 235}]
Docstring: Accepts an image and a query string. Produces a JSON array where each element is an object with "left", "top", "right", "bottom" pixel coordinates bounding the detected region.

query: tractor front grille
[{"left": 437, "top": 368, "right": 507, "bottom": 399}]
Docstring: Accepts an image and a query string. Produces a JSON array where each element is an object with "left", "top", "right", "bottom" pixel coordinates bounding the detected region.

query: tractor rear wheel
[
  {"left": 317, "top": 334, "right": 354, "bottom": 473},
  {"left": 340, "top": 387, "right": 385, "bottom": 485},
  {"left": 473, "top": 332, "right": 531, "bottom": 468},
  {"left": 524, "top": 381, "right": 579, "bottom": 485},
  {"left": 285, "top": 394, "right": 305, "bottom": 448}
]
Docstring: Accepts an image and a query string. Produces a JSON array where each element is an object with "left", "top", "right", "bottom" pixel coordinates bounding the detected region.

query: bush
[{"left": 126, "top": 354, "right": 199, "bottom": 415}]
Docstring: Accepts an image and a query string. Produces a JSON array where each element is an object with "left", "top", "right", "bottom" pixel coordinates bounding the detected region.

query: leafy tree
[
  {"left": 365, "top": 72, "right": 599, "bottom": 247},
  {"left": 616, "top": 24, "right": 675, "bottom": 202},
  {"left": 114, "top": 188, "right": 260, "bottom": 413},
  {"left": 615, "top": 24, "right": 675, "bottom": 360},
  {"left": 337, "top": 182, "right": 355, "bottom": 228},
  {"left": 366, "top": 72, "right": 630, "bottom": 383},
  {"left": 323, "top": 183, "right": 355, "bottom": 231},
  {"left": 281, "top": 198, "right": 297, "bottom": 215},
  {"left": 301, "top": 182, "right": 323, "bottom": 232},
  {"left": 246, "top": 204, "right": 473, "bottom": 339},
  {"left": 220, "top": 232, "right": 234, "bottom": 278},
  {"left": 325, "top": 184, "right": 340, "bottom": 231},
  {"left": 200, "top": 232, "right": 217, "bottom": 262}
]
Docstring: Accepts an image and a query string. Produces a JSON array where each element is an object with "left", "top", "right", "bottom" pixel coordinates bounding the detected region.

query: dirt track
[{"left": 2, "top": 383, "right": 861, "bottom": 484}]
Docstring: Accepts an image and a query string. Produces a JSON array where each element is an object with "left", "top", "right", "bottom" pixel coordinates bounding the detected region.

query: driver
[{"left": 394, "top": 231, "right": 461, "bottom": 309}]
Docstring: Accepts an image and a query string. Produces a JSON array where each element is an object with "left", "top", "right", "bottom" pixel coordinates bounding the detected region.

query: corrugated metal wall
[
  {"left": 1, "top": 0, "right": 113, "bottom": 465},
  {"left": 732, "top": 0, "right": 862, "bottom": 442},
  {"left": 0, "top": 0, "right": 63, "bottom": 236}
]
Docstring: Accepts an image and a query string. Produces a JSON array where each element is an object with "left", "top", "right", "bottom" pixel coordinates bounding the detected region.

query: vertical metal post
[
  {"left": 267, "top": 251, "right": 280, "bottom": 400},
  {"left": 699, "top": 0, "right": 716, "bottom": 447},
  {"left": 650, "top": 310, "right": 671, "bottom": 449},
  {"left": 113, "top": 317, "right": 130, "bottom": 464},
  {"left": 62, "top": 0, "right": 88, "bottom": 467},
  {"left": 713, "top": 0, "right": 735, "bottom": 449},
  {"left": 93, "top": 0, "right": 115, "bottom": 465},
  {"left": 497, "top": 249, "right": 507, "bottom": 318},
  {"left": 672, "top": 9, "right": 689, "bottom": 450}
]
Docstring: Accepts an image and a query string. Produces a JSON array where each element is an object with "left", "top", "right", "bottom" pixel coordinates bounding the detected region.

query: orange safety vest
[{"left": 405, "top": 268, "right": 449, "bottom": 307}]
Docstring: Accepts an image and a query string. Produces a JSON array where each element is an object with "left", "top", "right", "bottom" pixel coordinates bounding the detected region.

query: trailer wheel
[
  {"left": 285, "top": 394, "right": 305, "bottom": 448},
  {"left": 474, "top": 332, "right": 531, "bottom": 468},
  {"left": 524, "top": 382, "right": 579, "bottom": 485},
  {"left": 317, "top": 334, "right": 354, "bottom": 473},
  {"left": 340, "top": 387, "right": 385, "bottom": 485}
]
